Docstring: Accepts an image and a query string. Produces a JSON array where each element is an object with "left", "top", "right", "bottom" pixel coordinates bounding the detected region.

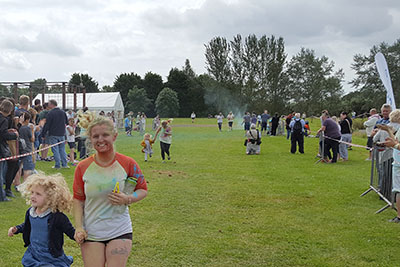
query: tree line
[{"left": 1, "top": 35, "right": 399, "bottom": 117}]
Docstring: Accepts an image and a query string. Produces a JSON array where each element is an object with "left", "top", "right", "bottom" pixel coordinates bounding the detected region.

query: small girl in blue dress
[{"left": 8, "top": 172, "right": 79, "bottom": 267}]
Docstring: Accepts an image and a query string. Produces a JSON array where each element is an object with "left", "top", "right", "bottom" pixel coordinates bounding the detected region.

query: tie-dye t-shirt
[
  {"left": 73, "top": 153, "right": 147, "bottom": 241},
  {"left": 159, "top": 127, "right": 172, "bottom": 144}
]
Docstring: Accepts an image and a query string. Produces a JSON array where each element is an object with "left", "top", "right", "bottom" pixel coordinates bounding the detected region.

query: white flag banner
[{"left": 375, "top": 52, "right": 396, "bottom": 109}]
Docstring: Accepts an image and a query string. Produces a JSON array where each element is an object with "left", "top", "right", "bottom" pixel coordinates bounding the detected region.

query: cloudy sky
[{"left": 0, "top": 0, "right": 399, "bottom": 92}]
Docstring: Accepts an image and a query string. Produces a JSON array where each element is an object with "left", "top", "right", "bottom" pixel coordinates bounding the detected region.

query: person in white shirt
[
  {"left": 191, "top": 112, "right": 196, "bottom": 123},
  {"left": 216, "top": 112, "right": 224, "bottom": 132},
  {"left": 227, "top": 112, "right": 234, "bottom": 131}
]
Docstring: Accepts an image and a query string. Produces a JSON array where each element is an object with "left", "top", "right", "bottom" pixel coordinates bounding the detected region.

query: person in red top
[{"left": 73, "top": 113, "right": 147, "bottom": 267}]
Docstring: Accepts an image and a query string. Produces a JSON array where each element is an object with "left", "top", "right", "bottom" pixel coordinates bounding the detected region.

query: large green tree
[
  {"left": 204, "top": 37, "right": 231, "bottom": 83},
  {"left": 113, "top": 73, "right": 143, "bottom": 105},
  {"left": 258, "top": 35, "right": 288, "bottom": 114},
  {"left": 69, "top": 73, "right": 99, "bottom": 93},
  {"left": 350, "top": 39, "right": 400, "bottom": 110},
  {"left": 143, "top": 72, "right": 163, "bottom": 117},
  {"left": 183, "top": 59, "right": 196, "bottom": 79},
  {"left": 143, "top": 72, "right": 163, "bottom": 102},
  {"left": 285, "top": 48, "right": 344, "bottom": 115},
  {"left": 155, "top": 88, "right": 179, "bottom": 117},
  {"left": 126, "top": 86, "right": 152, "bottom": 114},
  {"left": 166, "top": 68, "right": 192, "bottom": 117},
  {"left": 204, "top": 34, "right": 288, "bottom": 113}
]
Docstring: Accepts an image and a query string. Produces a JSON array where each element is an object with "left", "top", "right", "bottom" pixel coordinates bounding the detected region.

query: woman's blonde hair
[
  {"left": 18, "top": 172, "right": 72, "bottom": 213},
  {"left": 389, "top": 109, "right": 400, "bottom": 123},
  {"left": 78, "top": 111, "right": 116, "bottom": 137},
  {"left": 161, "top": 118, "right": 173, "bottom": 127}
]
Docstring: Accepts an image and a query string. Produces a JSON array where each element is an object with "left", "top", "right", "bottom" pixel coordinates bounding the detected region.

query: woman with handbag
[
  {"left": 245, "top": 123, "right": 262, "bottom": 155},
  {"left": 0, "top": 99, "right": 18, "bottom": 201}
]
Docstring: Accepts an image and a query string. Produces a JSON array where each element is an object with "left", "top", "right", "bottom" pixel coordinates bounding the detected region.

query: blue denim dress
[{"left": 22, "top": 209, "right": 73, "bottom": 267}]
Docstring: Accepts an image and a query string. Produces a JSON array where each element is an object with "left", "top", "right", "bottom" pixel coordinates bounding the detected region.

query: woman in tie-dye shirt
[{"left": 73, "top": 114, "right": 147, "bottom": 267}]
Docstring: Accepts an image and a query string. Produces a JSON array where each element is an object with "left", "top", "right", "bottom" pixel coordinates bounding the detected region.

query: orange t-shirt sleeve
[
  {"left": 73, "top": 157, "right": 93, "bottom": 201},
  {"left": 117, "top": 153, "right": 147, "bottom": 191}
]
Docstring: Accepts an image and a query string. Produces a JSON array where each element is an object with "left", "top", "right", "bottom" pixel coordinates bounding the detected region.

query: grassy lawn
[{"left": 0, "top": 118, "right": 398, "bottom": 266}]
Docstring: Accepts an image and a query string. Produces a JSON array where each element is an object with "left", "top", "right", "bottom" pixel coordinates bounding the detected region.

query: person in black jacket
[
  {"left": 41, "top": 99, "right": 68, "bottom": 169},
  {"left": 0, "top": 99, "right": 18, "bottom": 201},
  {"left": 339, "top": 111, "right": 353, "bottom": 161},
  {"left": 271, "top": 113, "right": 279, "bottom": 136},
  {"left": 8, "top": 172, "right": 78, "bottom": 266}
]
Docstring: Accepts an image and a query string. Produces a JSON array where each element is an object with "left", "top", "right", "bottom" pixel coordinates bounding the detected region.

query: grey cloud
[
  {"left": 141, "top": 0, "right": 397, "bottom": 44},
  {"left": 0, "top": 0, "right": 106, "bottom": 11},
  {"left": 1, "top": 32, "right": 82, "bottom": 57},
  {"left": 0, "top": 51, "right": 31, "bottom": 70}
]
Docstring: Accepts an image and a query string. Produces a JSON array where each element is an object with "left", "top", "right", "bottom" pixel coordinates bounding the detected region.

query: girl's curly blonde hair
[
  {"left": 77, "top": 111, "right": 116, "bottom": 137},
  {"left": 18, "top": 172, "right": 73, "bottom": 213},
  {"left": 389, "top": 109, "right": 400, "bottom": 124}
]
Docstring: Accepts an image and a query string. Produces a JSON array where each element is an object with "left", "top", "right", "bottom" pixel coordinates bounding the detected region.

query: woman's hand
[
  {"left": 74, "top": 227, "right": 87, "bottom": 244},
  {"left": 108, "top": 192, "right": 129, "bottom": 206},
  {"left": 384, "top": 137, "right": 398, "bottom": 148},
  {"left": 8, "top": 226, "right": 17, "bottom": 237}
]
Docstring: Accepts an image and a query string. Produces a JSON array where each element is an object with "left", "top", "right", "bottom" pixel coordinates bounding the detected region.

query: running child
[
  {"left": 141, "top": 132, "right": 158, "bottom": 162},
  {"left": 8, "top": 172, "right": 78, "bottom": 266}
]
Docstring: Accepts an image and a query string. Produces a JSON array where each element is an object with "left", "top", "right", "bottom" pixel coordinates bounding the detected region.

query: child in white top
[
  {"left": 66, "top": 118, "right": 77, "bottom": 166},
  {"left": 141, "top": 133, "right": 158, "bottom": 161}
]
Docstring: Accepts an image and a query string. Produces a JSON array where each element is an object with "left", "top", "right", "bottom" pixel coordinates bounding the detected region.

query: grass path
[{"left": 0, "top": 118, "right": 398, "bottom": 266}]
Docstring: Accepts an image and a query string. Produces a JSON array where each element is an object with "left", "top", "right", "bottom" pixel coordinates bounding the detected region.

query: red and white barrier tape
[
  {"left": 0, "top": 136, "right": 82, "bottom": 162},
  {"left": 323, "top": 135, "right": 373, "bottom": 151}
]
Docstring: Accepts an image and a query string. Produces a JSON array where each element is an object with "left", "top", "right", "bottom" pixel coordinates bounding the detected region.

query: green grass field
[{"left": 1, "top": 118, "right": 399, "bottom": 266}]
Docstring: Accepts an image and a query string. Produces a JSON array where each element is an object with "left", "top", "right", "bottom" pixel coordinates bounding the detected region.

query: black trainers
[
  {"left": 5, "top": 189, "right": 15, "bottom": 198},
  {"left": 389, "top": 216, "right": 400, "bottom": 223}
]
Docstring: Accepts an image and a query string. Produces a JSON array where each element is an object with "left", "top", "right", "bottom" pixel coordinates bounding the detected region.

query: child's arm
[
  {"left": 8, "top": 220, "right": 25, "bottom": 237},
  {"left": 8, "top": 226, "right": 17, "bottom": 237},
  {"left": 153, "top": 130, "right": 160, "bottom": 140},
  {"left": 58, "top": 213, "right": 77, "bottom": 241}
]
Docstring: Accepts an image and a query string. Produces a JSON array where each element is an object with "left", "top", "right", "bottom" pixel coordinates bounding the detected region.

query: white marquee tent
[{"left": 33, "top": 92, "right": 125, "bottom": 127}]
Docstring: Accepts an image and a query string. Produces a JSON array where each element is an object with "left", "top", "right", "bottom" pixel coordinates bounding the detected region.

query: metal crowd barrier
[{"left": 361, "top": 146, "right": 394, "bottom": 213}]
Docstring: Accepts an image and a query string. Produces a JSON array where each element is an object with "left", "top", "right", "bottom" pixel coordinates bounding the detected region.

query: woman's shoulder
[
  {"left": 115, "top": 152, "right": 137, "bottom": 164},
  {"left": 115, "top": 153, "right": 142, "bottom": 173},
  {"left": 76, "top": 156, "right": 95, "bottom": 171}
]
